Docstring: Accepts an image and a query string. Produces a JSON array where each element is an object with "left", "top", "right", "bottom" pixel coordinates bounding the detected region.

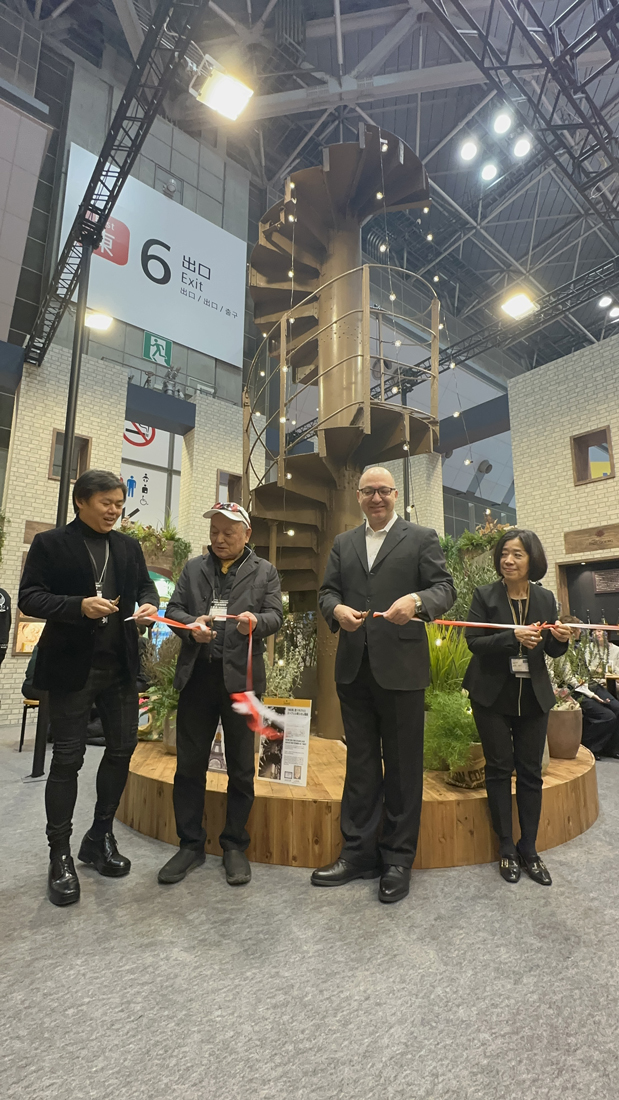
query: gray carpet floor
[{"left": 1, "top": 723, "right": 618, "bottom": 1100}]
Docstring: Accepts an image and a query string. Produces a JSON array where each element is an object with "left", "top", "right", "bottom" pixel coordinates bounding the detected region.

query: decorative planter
[
  {"left": 446, "top": 741, "right": 486, "bottom": 789},
  {"left": 547, "top": 707, "right": 583, "bottom": 760},
  {"left": 162, "top": 713, "right": 177, "bottom": 755}
]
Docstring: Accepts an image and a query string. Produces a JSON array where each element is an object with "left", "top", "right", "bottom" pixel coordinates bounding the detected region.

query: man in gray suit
[
  {"left": 158, "top": 502, "right": 282, "bottom": 889},
  {"left": 314, "top": 466, "right": 455, "bottom": 903}
]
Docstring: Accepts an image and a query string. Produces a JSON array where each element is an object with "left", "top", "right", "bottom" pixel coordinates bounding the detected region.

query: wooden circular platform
[{"left": 116, "top": 740, "right": 599, "bottom": 870}]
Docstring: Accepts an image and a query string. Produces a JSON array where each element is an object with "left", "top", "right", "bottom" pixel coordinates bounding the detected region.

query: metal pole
[{"left": 56, "top": 238, "right": 93, "bottom": 527}]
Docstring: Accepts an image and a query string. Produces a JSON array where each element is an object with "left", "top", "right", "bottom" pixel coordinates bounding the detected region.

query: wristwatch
[{"left": 410, "top": 593, "right": 423, "bottom": 616}]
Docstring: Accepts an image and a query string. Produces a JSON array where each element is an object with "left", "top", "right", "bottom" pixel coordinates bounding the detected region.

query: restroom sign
[{"left": 143, "top": 331, "right": 171, "bottom": 366}]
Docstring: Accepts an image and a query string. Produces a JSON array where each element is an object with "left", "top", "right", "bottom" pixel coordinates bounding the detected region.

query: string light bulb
[
  {"left": 433, "top": 275, "right": 439, "bottom": 282},
  {"left": 379, "top": 243, "right": 387, "bottom": 253},
  {"left": 449, "top": 361, "right": 456, "bottom": 369},
  {"left": 288, "top": 269, "right": 294, "bottom": 278},
  {"left": 453, "top": 410, "right": 460, "bottom": 418},
  {"left": 427, "top": 233, "right": 433, "bottom": 241},
  {"left": 464, "top": 458, "right": 472, "bottom": 465},
  {"left": 286, "top": 528, "right": 295, "bottom": 536},
  {"left": 376, "top": 191, "right": 383, "bottom": 199},
  {"left": 389, "top": 292, "right": 396, "bottom": 301},
  {"left": 381, "top": 141, "right": 388, "bottom": 152},
  {"left": 391, "top": 385, "right": 399, "bottom": 394},
  {"left": 286, "top": 472, "right": 292, "bottom": 480},
  {"left": 423, "top": 206, "right": 430, "bottom": 214},
  {"left": 395, "top": 339, "right": 402, "bottom": 347}
]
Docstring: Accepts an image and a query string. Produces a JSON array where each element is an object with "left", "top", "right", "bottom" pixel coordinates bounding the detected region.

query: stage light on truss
[
  {"left": 501, "top": 291, "right": 537, "bottom": 318},
  {"left": 599, "top": 296, "right": 613, "bottom": 308},
  {"left": 85, "top": 312, "right": 113, "bottom": 331},
  {"left": 493, "top": 112, "right": 512, "bottom": 134},
  {"left": 194, "top": 66, "right": 254, "bottom": 120},
  {"left": 481, "top": 162, "right": 498, "bottom": 181},
  {"left": 460, "top": 140, "right": 478, "bottom": 161},
  {"left": 513, "top": 136, "right": 531, "bottom": 158},
  {"left": 609, "top": 306, "right": 619, "bottom": 318}
]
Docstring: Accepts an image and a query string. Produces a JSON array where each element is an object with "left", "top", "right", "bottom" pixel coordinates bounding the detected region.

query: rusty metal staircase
[{"left": 244, "top": 125, "right": 441, "bottom": 736}]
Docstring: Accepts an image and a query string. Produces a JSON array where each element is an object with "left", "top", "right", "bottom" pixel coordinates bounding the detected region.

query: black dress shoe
[
  {"left": 158, "top": 848, "right": 205, "bottom": 884},
  {"left": 223, "top": 850, "right": 251, "bottom": 885},
  {"left": 48, "top": 854, "right": 80, "bottom": 907},
  {"left": 499, "top": 855, "right": 521, "bottom": 884},
  {"left": 379, "top": 865, "right": 410, "bottom": 904},
  {"left": 78, "top": 832, "right": 131, "bottom": 877},
  {"left": 311, "top": 858, "right": 381, "bottom": 887},
  {"left": 518, "top": 850, "right": 552, "bottom": 886}
]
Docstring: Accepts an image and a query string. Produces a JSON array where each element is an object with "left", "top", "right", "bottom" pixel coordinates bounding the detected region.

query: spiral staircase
[{"left": 244, "top": 124, "right": 441, "bottom": 737}]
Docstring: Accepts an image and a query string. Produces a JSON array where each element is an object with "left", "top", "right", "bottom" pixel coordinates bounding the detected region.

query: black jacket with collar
[
  {"left": 18, "top": 518, "right": 159, "bottom": 692},
  {"left": 462, "top": 579, "right": 568, "bottom": 712},
  {"left": 166, "top": 548, "right": 283, "bottom": 694},
  {"left": 319, "top": 516, "right": 456, "bottom": 691}
]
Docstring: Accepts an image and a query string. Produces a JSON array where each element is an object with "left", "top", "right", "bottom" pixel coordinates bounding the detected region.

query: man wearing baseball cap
[{"left": 158, "top": 501, "right": 283, "bottom": 887}]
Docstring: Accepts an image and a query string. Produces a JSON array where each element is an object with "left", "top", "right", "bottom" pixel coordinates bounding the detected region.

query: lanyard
[
  {"left": 85, "top": 540, "right": 110, "bottom": 593},
  {"left": 505, "top": 583, "right": 529, "bottom": 656}
]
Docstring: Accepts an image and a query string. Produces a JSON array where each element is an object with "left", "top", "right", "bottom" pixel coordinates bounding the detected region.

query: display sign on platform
[
  {"left": 60, "top": 144, "right": 246, "bottom": 366},
  {"left": 257, "top": 699, "right": 311, "bottom": 787}
]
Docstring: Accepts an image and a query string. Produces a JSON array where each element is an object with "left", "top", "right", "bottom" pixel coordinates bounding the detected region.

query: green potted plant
[
  {"left": 546, "top": 641, "right": 585, "bottom": 759},
  {"left": 120, "top": 516, "right": 192, "bottom": 581},
  {"left": 424, "top": 623, "right": 484, "bottom": 787},
  {"left": 142, "top": 635, "right": 181, "bottom": 754}
]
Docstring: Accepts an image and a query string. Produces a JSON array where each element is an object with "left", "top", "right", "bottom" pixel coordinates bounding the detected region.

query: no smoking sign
[{"left": 123, "top": 423, "right": 156, "bottom": 448}]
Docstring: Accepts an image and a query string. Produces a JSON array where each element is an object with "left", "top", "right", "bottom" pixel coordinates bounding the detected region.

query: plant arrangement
[
  {"left": 440, "top": 529, "right": 499, "bottom": 623},
  {"left": 264, "top": 595, "right": 317, "bottom": 699},
  {"left": 120, "top": 516, "right": 192, "bottom": 581},
  {"left": 142, "top": 634, "right": 181, "bottom": 731},
  {"left": 265, "top": 641, "right": 306, "bottom": 698},
  {"left": 426, "top": 622, "right": 472, "bottom": 695},
  {"left": 424, "top": 690, "right": 479, "bottom": 772}
]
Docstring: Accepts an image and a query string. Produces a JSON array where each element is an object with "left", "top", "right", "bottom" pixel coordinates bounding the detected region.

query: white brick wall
[
  {"left": 0, "top": 347, "right": 127, "bottom": 724},
  {"left": 178, "top": 393, "right": 243, "bottom": 555},
  {"left": 385, "top": 451, "right": 444, "bottom": 534},
  {"left": 509, "top": 340, "right": 619, "bottom": 599}
]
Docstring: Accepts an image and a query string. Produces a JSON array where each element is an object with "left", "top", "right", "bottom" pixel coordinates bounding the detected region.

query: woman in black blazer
[{"left": 462, "top": 529, "right": 571, "bottom": 886}]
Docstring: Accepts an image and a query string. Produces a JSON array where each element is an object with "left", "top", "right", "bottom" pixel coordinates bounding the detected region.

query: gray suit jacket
[
  {"left": 166, "top": 550, "right": 283, "bottom": 694},
  {"left": 319, "top": 517, "right": 455, "bottom": 691}
]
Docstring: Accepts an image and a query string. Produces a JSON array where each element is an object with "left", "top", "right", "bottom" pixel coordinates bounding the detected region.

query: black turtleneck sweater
[{"left": 77, "top": 518, "right": 124, "bottom": 670}]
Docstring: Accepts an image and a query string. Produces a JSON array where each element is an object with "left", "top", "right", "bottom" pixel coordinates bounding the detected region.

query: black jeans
[
  {"left": 471, "top": 703, "right": 548, "bottom": 857},
  {"left": 337, "top": 651, "right": 426, "bottom": 869},
  {"left": 45, "top": 668, "right": 138, "bottom": 854},
  {"left": 173, "top": 656, "right": 255, "bottom": 852}
]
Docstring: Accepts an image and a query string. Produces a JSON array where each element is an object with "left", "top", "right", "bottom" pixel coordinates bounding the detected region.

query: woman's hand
[
  {"left": 514, "top": 622, "right": 542, "bottom": 649},
  {"left": 236, "top": 611, "right": 258, "bottom": 635},
  {"left": 549, "top": 620, "right": 571, "bottom": 643}
]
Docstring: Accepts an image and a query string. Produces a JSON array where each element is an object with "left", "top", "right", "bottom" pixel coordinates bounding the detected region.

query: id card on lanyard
[
  {"left": 507, "top": 585, "right": 531, "bottom": 678},
  {"left": 210, "top": 598, "right": 229, "bottom": 621}
]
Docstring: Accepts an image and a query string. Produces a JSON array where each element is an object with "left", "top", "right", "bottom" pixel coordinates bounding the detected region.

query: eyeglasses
[{"left": 358, "top": 486, "right": 395, "bottom": 498}]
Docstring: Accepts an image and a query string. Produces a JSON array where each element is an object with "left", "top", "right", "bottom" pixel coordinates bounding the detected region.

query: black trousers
[
  {"left": 337, "top": 651, "right": 426, "bottom": 869},
  {"left": 580, "top": 685, "right": 619, "bottom": 755},
  {"left": 471, "top": 703, "right": 548, "bottom": 857},
  {"left": 45, "top": 667, "right": 138, "bottom": 854},
  {"left": 173, "top": 656, "right": 255, "bottom": 852}
]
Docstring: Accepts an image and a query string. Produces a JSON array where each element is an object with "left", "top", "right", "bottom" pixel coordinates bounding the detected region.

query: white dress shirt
[{"left": 365, "top": 513, "right": 398, "bottom": 570}]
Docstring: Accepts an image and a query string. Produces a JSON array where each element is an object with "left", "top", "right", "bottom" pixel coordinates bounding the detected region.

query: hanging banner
[
  {"left": 60, "top": 143, "right": 246, "bottom": 366},
  {"left": 257, "top": 699, "right": 311, "bottom": 786}
]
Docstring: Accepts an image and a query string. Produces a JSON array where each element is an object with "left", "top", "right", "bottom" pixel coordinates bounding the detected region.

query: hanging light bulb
[
  {"left": 389, "top": 292, "right": 396, "bottom": 301},
  {"left": 379, "top": 243, "right": 387, "bottom": 253},
  {"left": 286, "top": 528, "right": 295, "bottom": 536},
  {"left": 286, "top": 472, "right": 292, "bottom": 480},
  {"left": 449, "top": 361, "right": 456, "bottom": 369},
  {"left": 376, "top": 191, "right": 383, "bottom": 199},
  {"left": 433, "top": 275, "right": 439, "bottom": 282},
  {"left": 453, "top": 410, "right": 460, "bottom": 418},
  {"left": 395, "top": 339, "right": 402, "bottom": 347},
  {"left": 259, "top": 370, "right": 265, "bottom": 377},
  {"left": 391, "top": 385, "right": 399, "bottom": 394},
  {"left": 438, "top": 323, "right": 444, "bottom": 330},
  {"left": 464, "top": 458, "right": 472, "bottom": 465},
  {"left": 288, "top": 269, "right": 294, "bottom": 278},
  {"left": 381, "top": 141, "right": 388, "bottom": 152},
  {"left": 423, "top": 206, "right": 430, "bottom": 214},
  {"left": 427, "top": 233, "right": 433, "bottom": 241}
]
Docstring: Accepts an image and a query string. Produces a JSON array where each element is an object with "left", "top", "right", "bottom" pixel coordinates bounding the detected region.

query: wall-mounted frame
[
  {"left": 12, "top": 614, "right": 45, "bottom": 656},
  {"left": 48, "top": 429, "right": 92, "bottom": 482},
  {"left": 570, "top": 426, "right": 615, "bottom": 486}
]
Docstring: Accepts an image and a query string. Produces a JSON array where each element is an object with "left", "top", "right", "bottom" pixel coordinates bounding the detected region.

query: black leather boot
[
  {"left": 48, "top": 854, "right": 80, "bottom": 907},
  {"left": 78, "top": 832, "right": 131, "bottom": 877}
]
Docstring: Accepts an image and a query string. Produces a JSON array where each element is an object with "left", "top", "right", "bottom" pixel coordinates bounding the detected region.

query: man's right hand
[
  {"left": 334, "top": 604, "right": 365, "bottom": 632},
  {"left": 191, "top": 614, "right": 216, "bottom": 643},
  {"left": 81, "top": 597, "right": 119, "bottom": 620}
]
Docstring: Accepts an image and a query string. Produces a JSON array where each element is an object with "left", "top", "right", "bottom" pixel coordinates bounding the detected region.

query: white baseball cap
[{"left": 203, "top": 501, "right": 251, "bottom": 528}]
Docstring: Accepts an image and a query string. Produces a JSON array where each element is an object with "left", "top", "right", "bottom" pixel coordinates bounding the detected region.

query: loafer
[
  {"left": 158, "top": 848, "right": 205, "bottom": 884},
  {"left": 78, "top": 831, "right": 131, "bottom": 877},
  {"left": 499, "top": 855, "right": 521, "bottom": 884},
  {"left": 48, "top": 854, "right": 80, "bottom": 907},
  {"left": 518, "top": 850, "right": 552, "bottom": 886},
  {"left": 311, "top": 857, "right": 381, "bottom": 887},
  {"left": 378, "top": 865, "right": 410, "bottom": 904},
  {"left": 223, "top": 849, "right": 251, "bottom": 885}
]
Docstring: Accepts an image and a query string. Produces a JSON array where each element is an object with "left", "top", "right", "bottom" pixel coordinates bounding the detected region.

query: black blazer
[
  {"left": 18, "top": 519, "right": 159, "bottom": 692},
  {"left": 166, "top": 549, "right": 283, "bottom": 694},
  {"left": 462, "top": 580, "right": 568, "bottom": 712},
  {"left": 319, "top": 517, "right": 456, "bottom": 691}
]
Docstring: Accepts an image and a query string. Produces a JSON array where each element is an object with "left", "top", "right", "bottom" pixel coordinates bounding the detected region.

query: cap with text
[{"left": 203, "top": 501, "right": 251, "bottom": 528}]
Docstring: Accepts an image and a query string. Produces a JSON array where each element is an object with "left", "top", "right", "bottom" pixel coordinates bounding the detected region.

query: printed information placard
[{"left": 257, "top": 698, "right": 311, "bottom": 787}]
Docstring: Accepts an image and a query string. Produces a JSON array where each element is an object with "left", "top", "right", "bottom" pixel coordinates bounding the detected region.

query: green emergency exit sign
[{"left": 143, "top": 331, "right": 172, "bottom": 366}]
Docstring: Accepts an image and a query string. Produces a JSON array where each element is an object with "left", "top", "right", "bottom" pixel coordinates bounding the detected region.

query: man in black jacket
[
  {"left": 158, "top": 502, "right": 282, "bottom": 888},
  {"left": 19, "top": 470, "right": 159, "bottom": 907},
  {"left": 315, "top": 466, "right": 455, "bottom": 904}
]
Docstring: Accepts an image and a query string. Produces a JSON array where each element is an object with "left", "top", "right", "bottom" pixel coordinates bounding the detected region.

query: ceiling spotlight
[
  {"left": 609, "top": 306, "right": 619, "bottom": 318},
  {"left": 381, "top": 142, "right": 388, "bottom": 153},
  {"left": 599, "top": 296, "right": 613, "bottom": 308},
  {"left": 389, "top": 292, "right": 396, "bottom": 301},
  {"left": 286, "top": 528, "right": 295, "bottom": 536},
  {"left": 379, "top": 243, "right": 387, "bottom": 253},
  {"left": 449, "top": 360, "right": 456, "bottom": 369},
  {"left": 85, "top": 312, "right": 113, "bottom": 331},
  {"left": 395, "top": 339, "right": 402, "bottom": 347},
  {"left": 464, "top": 458, "right": 472, "bottom": 465},
  {"left": 423, "top": 206, "right": 430, "bottom": 214},
  {"left": 460, "top": 140, "right": 478, "bottom": 162},
  {"left": 513, "top": 137, "right": 531, "bottom": 158},
  {"left": 288, "top": 269, "right": 294, "bottom": 278},
  {"left": 501, "top": 291, "right": 536, "bottom": 319},
  {"left": 493, "top": 112, "right": 512, "bottom": 134},
  {"left": 481, "top": 163, "right": 498, "bottom": 181},
  {"left": 193, "top": 65, "right": 254, "bottom": 120},
  {"left": 433, "top": 275, "right": 439, "bottom": 283},
  {"left": 453, "top": 410, "right": 460, "bottom": 418},
  {"left": 427, "top": 233, "right": 433, "bottom": 241},
  {"left": 376, "top": 191, "right": 384, "bottom": 200},
  {"left": 286, "top": 472, "right": 292, "bottom": 479}
]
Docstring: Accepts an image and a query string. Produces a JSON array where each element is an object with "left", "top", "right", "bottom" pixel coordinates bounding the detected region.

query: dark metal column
[{"left": 55, "top": 238, "right": 93, "bottom": 528}]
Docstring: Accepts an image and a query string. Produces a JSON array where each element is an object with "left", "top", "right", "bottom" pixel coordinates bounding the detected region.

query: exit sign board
[{"left": 143, "top": 331, "right": 172, "bottom": 366}]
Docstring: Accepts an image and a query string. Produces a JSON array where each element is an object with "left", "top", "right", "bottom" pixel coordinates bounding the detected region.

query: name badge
[
  {"left": 510, "top": 656, "right": 531, "bottom": 678},
  {"left": 210, "top": 599, "right": 229, "bottom": 621}
]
